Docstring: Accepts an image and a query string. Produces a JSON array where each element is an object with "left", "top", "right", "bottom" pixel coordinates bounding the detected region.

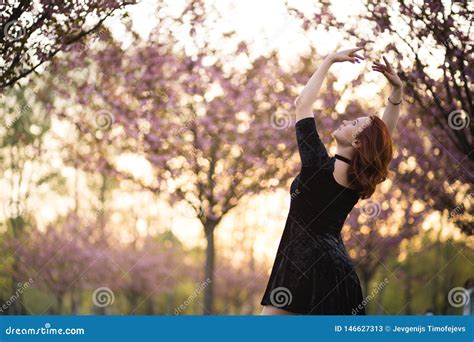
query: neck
[{"left": 335, "top": 148, "right": 353, "bottom": 161}]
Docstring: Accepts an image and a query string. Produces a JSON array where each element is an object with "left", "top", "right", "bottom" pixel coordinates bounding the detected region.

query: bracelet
[{"left": 388, "top": 97, "right": 402, "bottom": 105}]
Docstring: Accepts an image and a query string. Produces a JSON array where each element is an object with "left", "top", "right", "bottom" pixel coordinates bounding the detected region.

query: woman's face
[{"left": 331, "top": 116, "right": 372, "bottom": 146}]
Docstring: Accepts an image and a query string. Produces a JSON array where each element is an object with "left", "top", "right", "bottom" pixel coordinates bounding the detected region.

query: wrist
[
  {"left": 391, "top": 85, "right": 403, "bottom": 94},
  {"left": 388, "top": 96, "right": 402, "bottom": 105},
  {"left": 324, "top": 54, "right": 335, "bottom": 64}
]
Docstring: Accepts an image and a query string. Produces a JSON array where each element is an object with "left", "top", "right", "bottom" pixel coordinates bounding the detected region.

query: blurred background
[{"left": 0, "top": 0, "right": 472, "bottom": 315}]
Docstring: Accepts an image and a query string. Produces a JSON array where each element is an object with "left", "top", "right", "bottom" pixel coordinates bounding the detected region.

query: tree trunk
[
  {"left": 404, "top": 261, "right": 412, "bottom": 315},
  {"left": 98, "top": 174, "right": 108, "bottom": 239},
  {"left": 71, "top": 289, "right": 81, "bottom": 315},
  {"left": 56, "top": 294, "right": 64, "bottom": 314},
  {"left": 10, "top": 262, "right": 23, "bottom": 315},
  {"left": 440, "top": 243, "right": 455, "bottom": 315},
  {"left": 9, "top": 217, "right": 25, "bottom": 315},
  {"left": 375, "top": 276, "right": 387, "bottom": 315},
  {"left": 93, "top": 298, "right": 106, "bottom": 315},
  {"left": 248, "top": 244, "right": 256, "bottom": 315},
  {"left": 165, "top": 293, "right": 174, "bottom": 314},
  {"left": 203, "top": 221, "right": 216, "bottom": 315},
  {"left": 361, "top": 269, "right": 371, "bottom": 299},
  {"left": 146, "top": 297, "right": 155, "bottom": 315},
  {"left": 431, "top": 233, "right": 442, "bottom": 313},
  {"left": 127, "top": 292, "right": 139, "bottom": 315}
]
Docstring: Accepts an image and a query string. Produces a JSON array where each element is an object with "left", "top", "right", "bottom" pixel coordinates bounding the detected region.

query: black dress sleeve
[{"left": 295, "top": 117, "right": 331, "bottom": 183}]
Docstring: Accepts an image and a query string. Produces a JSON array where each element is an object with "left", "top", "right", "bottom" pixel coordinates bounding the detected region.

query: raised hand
[
  {"left": 327, "top": 47, "right": 365, "bottom": 64},
  {"left": 372, "top": 56, "right": 403, "bottom": 89}
]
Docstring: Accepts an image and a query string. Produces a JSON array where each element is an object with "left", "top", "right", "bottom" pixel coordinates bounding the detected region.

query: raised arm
[
  {"left": 372, "top": 56, "right": 403, "bottom": 135},
  {"left": 294, "top": 47, "right": 364, "bottom": 122}
]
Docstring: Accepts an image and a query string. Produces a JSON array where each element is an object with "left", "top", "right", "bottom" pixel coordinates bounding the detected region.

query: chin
[{"left": 333, "top": 134, "right": 343, "bottom": 144}]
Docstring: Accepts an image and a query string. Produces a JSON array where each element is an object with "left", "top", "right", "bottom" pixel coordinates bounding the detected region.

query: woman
[{"left": 260, "top": 47, "right": 403, "bottom": 315}]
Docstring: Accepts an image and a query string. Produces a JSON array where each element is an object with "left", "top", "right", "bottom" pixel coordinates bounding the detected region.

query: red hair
[{"left": 348, "top": 115, "right": 394, "bottom": 199}]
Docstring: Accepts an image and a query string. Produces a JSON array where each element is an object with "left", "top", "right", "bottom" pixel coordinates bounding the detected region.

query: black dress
[{"left": 260, "top": 116, "right": 366, "bottom": 315}]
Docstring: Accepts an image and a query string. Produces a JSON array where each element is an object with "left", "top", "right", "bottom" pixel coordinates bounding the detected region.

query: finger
[
  {"left": 372, "top": 65, "right": 385, "bottom": 71},
  {"left": 372, "top": 67, "right": 387, "bottom": 73},
  {"left": 372, "top": 65, "right": 386, "bottom": 72},
  {"left": 373, "top": 62, "right": 388, "bottom": 68},
  {"left": 350, "top": 47, "right": 364, "bottom": 53},
  {"left": 352, "top": 53, "right": 365, "bottom": 59},
  {"left": 382, "top": 56, "right": 394, "bottom": 71}
]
